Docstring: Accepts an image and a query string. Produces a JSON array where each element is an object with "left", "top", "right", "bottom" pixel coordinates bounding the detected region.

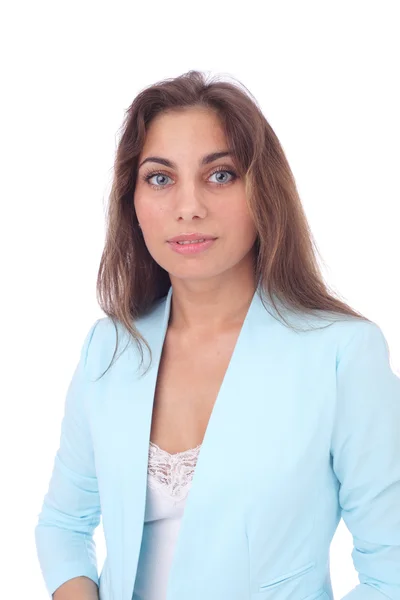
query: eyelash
[{"left": 141, "top": 165, "right": 238, "bottom": 191}]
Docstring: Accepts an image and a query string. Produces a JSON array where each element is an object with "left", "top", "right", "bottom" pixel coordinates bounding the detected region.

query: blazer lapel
[{"left": 103, "top": 288, "right": 172, "bottom": 600}]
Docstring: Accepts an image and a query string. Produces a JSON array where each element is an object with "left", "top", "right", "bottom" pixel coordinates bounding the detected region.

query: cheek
[
  {"left": 135, "top": 199, "right": 166, "bottom": 232},
  {"left": 222, "top": 204, "right": 257, "bottom": 243}
]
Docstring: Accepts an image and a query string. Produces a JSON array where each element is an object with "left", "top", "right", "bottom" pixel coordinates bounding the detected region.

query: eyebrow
[{"left": 138, "top": 150, "right": 234, "bottom": 170}]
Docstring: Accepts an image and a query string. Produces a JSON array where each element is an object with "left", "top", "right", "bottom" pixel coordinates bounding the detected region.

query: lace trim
[{"left": 147, "top": 441, "right": 201, "bottom": 501}]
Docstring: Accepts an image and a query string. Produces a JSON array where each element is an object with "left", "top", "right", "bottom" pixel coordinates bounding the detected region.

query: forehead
[{"left": 140, "top": 108, "right": 227, "bottom": 156}]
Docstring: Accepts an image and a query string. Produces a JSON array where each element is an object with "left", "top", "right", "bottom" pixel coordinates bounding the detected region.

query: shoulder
[
  {"left": 331, "top": 318, "right": 394, "bottom": 374},
  {"left": 315, "top": 314, "right": 386, "bottom": 358},
  {"left": 275, "top": 304, "right": 389, "bottom": 369},
  {"left": 82, "top": 294, "right": 170, "bottom": 377},
  {"left": 90, "top": 293, "right": 168, "bottom": 342},
  {"left": 319, "top": 316, "right": 389, "bottom": 370},
  {"left": 302, "top": 314, "right": 397, "bottom": 383},
  {"left": 290, "top": 314, "right": 397, "bottom": 395}
]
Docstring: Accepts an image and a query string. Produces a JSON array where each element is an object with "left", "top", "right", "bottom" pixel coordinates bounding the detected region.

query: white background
[{"left": 1, "top": 1, "right": 399, "bottom": 598}]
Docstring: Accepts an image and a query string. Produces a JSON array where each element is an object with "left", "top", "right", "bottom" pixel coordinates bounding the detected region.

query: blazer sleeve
[
  {"left": 331, "top": 321, "right": 400, "bottom": 600},
  {"left": 34, "top": 319, "right": 102, "bottom": 598}
]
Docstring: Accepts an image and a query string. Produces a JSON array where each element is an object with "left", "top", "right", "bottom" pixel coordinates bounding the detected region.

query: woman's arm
[
  {"left": 34, "top": 320, "right": 102, "bottom": 598},
  {"left": 53, "top": 576, "right": 99, "bottom": 600},
  {"left": 331, "top": 320, "right": 400, "bottom": 600}
]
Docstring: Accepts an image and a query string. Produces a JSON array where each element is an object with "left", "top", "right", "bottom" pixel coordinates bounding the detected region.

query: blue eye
[
  {"left": 144, "top": 172, "right": 173, "bottom": 188},
  {"left": 142, "top": 166, "right": 238, "bottom": 191},
  {"left": 209, "top": 170, "right": 236, "bottom": 184}
]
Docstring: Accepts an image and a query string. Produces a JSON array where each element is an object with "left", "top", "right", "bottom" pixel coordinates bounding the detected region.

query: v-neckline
[
  {"left": 149, "top": 440, "right": 202, "bottom": 457},
  {"left": 150, "top": 283, "right": 261, "bottom": 465}
]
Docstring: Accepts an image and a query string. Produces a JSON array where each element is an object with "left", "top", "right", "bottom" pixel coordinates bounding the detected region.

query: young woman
[{"left": 35, "top": 70, "right": 400, "bottom": 600}]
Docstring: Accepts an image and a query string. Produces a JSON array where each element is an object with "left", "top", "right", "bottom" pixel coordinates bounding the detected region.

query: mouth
[
  {"left": 167, "top": 238, "right": 217, "bottom": 255},
  {"left": 175, "top": 238, "right": 207, "bottom": 245},
  {"left": 167, "top": 232, "right": 217, "bottom": 243}
]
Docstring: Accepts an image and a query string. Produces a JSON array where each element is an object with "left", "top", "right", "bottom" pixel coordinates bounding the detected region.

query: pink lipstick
[{"left": 167, "top": 232, "right": 217, "bottom": 255}]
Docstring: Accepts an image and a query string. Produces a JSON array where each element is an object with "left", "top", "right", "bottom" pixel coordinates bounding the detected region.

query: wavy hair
[{"left": 96, "top": 70, "right": 370, "bottom": 379}]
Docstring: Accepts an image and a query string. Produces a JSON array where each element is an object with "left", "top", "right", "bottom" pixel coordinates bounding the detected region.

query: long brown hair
[{"left": 96, "top": 70, "right": 370, "bottom": 379}]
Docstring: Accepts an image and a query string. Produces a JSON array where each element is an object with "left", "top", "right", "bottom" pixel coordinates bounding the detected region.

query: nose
[{"left": 172, "top": 180, "right": 208, "bottom": 222}]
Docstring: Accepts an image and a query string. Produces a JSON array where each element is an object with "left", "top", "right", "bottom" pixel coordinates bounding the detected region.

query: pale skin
[
  {"left": 53, "top": 106, "right": 258, "bottom": 598},
  {"left": 134, "top": 106, "right": 258, "bottom": 454}
]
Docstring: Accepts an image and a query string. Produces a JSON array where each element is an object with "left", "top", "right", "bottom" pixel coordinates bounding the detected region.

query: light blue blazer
[{"left": 35, "top": 285, "right": 400, "bottom": 600}]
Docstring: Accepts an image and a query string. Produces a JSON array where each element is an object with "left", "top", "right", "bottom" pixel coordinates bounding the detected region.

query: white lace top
[{"left": 131, "top": 441, "right": 202, "bottom": 600}]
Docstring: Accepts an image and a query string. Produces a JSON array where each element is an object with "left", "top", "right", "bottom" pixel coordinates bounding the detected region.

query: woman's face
[{"left": 134, "top": 107, "right": 258, "bottom": 284}]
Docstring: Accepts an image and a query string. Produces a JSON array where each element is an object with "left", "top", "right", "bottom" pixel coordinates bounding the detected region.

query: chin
[
  {"left": 165, "top": 261, "right": 239, "bottom": 283},
  {"left": 168, "top": 270, "right": 220, "bottom": 282}
]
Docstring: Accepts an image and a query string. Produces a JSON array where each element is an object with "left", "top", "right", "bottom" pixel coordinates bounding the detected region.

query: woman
[{"left": 34, "top": 70, "right": 400, "bottom": 600}]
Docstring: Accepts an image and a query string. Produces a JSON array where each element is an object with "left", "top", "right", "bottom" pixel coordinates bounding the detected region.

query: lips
[
  {"left": 176, "top": 238, "right": 205, "bottom": 245},
  {"left": 167, "top": 237, "right": 216, "bottom": 255},
  {"left": 167, "top": 232, "right": 217, "bottom": 243}
]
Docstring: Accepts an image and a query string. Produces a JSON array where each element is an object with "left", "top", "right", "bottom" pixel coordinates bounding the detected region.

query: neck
[{"left": 168, "top": 271, "right": 258, "bottom": 333}]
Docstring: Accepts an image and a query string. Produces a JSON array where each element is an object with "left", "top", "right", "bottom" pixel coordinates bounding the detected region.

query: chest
[{"left": 150, "top": 326, "right": 241, "bottom": 454}]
